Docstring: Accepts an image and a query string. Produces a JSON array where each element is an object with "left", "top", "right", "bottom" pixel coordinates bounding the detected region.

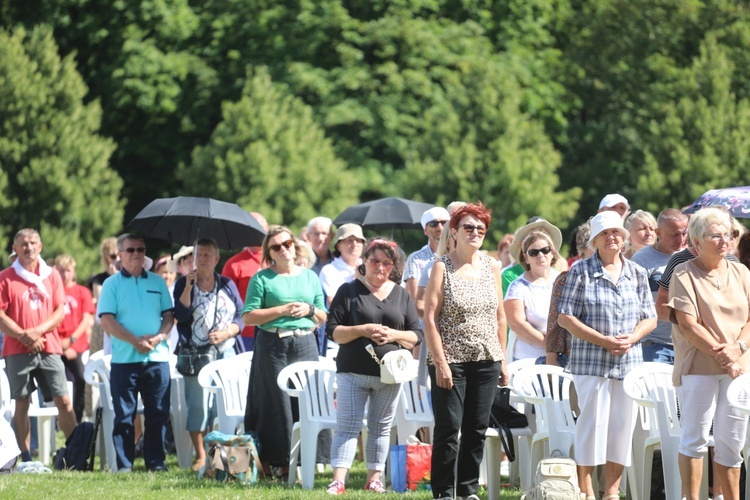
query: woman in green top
[{"left": 242, "top": 225, "right": 327, "bottom": 479}]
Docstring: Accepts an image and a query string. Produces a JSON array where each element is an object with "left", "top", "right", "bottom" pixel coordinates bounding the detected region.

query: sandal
[{"left": 602, "top": 495, "right": 621, "bottom": 500}]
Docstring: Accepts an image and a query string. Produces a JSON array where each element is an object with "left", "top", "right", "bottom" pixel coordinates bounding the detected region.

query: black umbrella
[
  {"left": 683, "top": 186, "right": 750, "bottom": 218},
  {"left": 333, "top": 197, "right": 436, "bottom": 231},
  {"left": 127, "top": 197, "right": 266, "bottom": 250}
]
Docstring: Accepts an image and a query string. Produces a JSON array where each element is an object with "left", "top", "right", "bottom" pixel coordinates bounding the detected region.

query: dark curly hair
[{"left": 356, "top": 237, "right": 405, "bottom": 283}]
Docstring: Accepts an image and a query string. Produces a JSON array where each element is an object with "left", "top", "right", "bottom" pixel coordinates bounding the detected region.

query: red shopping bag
[{"left": 405, "top": 440, "right": 432, "bottom": 491}]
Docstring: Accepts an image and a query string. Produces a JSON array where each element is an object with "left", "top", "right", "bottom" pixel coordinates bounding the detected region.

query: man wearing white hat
[
  {"left": 403, "top": 207, "right": 450, "bottom": 304},
  {"left": 598, "top": 193, "right": 630, "bottom": 220}
]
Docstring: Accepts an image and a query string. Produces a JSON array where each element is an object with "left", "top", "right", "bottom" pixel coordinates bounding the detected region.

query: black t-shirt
[
  {"left": 88, "top": 271, "right": 112, "bottom": 290},
  {"left": 327, "top": 280, "right": 423, "bottom": 377}
]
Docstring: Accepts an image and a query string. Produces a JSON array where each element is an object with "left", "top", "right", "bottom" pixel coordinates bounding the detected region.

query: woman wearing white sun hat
[{"left": 558, "top": 210, "right": 657, "bottom": 500}]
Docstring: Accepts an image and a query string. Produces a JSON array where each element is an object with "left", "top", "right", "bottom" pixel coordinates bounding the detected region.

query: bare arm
[
  {"left": 558, "top": 313, "right": 632, "bottom": 356},
  {"left": 656, "top": 286, "right": 670, "bottom": 322},
  {"left": 100, "top": 313, "right": 154, "bottom": 354},
  {"left": 415, "top": 286, "right": 426, "bottom": 318},
  {"left": 423, "top": 261, "right": 451, "bottom": 389},
  {"left": 61, "top": 312, "right": 94, "bottom": 350},
  {"left": 243, "top": 302, "right": 325, "bottom": 327},
  {"left": 491, "top": 261, "right": 509, "bottom": 384},
  {"left": 405, "top": 278, "right": 418, "bottom": 304},
  {"left": 504, "top": 299, "right": 545, "bottom": 347}
]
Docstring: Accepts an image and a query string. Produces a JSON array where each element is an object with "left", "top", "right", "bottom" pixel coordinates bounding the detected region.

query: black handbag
[
  {"left": 176, "top": 343, "right": 218, "bottom": 376},
  {"left": 489, "top": 386, "right": 528, "bottom": 462}
]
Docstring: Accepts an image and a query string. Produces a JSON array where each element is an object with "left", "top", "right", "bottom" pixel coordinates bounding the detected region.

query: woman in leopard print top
[{"left": 423, "top": 202, "right": 508, "bottom": 500}]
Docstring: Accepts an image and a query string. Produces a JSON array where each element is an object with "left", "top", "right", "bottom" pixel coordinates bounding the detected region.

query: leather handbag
[
  {"left": 176, "top": 343, "right": 217, "bottom": 376},
  {"left": 366, "top": 345, "right": 418, "bottom": 384}
]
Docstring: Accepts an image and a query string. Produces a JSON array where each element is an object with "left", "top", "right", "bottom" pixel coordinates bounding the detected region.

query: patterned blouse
[
  {"left": 558, "top": 253, "right": 656, "bottom": 380},
  {"left": 545, "top": 271, "right": 571, "bottom": 358},
  {"left": 428, "top": 253, "right": 504, "bottom": 364}
]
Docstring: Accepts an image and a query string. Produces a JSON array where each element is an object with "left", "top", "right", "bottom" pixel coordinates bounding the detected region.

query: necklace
[{"left": 695, "top": 259, "right": 725, "bottom": 289}]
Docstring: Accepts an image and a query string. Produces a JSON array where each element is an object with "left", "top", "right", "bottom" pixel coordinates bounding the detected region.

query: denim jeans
[
  {"left": 641, "top": 341, "right": 675, "bottom": 365},
  {"left": 429, "top": 360, "right": 501, "bottom": 499},
  {"left": 110, "top": 361, "right": 170, "bottom": 469}
]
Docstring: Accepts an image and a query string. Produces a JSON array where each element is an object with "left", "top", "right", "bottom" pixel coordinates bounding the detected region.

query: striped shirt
[{"left": 558, "top": 253, "right": 656, "bottom": 380}]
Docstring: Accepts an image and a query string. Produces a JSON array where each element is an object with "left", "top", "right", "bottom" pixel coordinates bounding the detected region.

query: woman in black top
[{"left": 325, "top": 237, "right": 423, "bottom": 495}]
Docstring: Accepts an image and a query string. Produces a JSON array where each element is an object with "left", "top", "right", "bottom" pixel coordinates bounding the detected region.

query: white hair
[{"left": 306, "top": 217, "right": 333, "bottom": 232}]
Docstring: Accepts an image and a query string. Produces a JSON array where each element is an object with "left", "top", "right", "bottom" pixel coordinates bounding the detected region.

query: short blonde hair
[
  {"left": 100, "top": 237, "right": 117, "bottom": 270},
  {"left": 625, "top": 210, "right": 657, "bottom": 231},
  {"left": 54, "top": 254, "right": 76, "bottom": 269}
]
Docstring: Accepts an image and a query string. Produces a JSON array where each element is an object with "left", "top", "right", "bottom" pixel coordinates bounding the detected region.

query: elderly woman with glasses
[
  {"left": 558, "top": 211, "right": 656, "bottom": 500},
  {"left": 324, "top": 237, "right": 422, "bottom": 495},
  {"left": 668, "top": 207, "right": 750, "bottom": 500},
  {"left": 242, "top": 225, "right": 327, "bottom": 479},
  {"left": 423, "top": 202, "right": 508, "bottom": 500},
  {"left": 504, "top": 228, "right": 562, "bottom": 362}
]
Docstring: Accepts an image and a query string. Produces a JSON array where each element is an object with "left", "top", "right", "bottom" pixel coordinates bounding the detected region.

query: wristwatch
[
  {"left": 306, "top": 303, "right": 316, "bottom": 318},
  {"left": 737, "top": 340, "right": 748, "bottom": 354}
]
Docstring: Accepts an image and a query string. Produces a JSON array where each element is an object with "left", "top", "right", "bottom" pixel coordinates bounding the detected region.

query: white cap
[
  {"left": 172, "top": 245, "right": 194, "bottom": 261},
  {"left": 598, "top": 193, "right": 629, "bottom": 210},
  {"left": 420, "top": 207, "right": 450, "bottom": 229},
  {"left": 588, "top": 211, "right": 629, "bottom": 245}
]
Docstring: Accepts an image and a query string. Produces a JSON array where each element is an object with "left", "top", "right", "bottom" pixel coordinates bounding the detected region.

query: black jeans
[{"left": 429, "top": 360, "right": 501, "bottom": 499}]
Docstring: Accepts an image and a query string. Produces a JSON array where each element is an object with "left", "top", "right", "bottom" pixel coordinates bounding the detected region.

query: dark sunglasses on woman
[{"left": 527, "top": 246, "right": 552, "bottom": 257}]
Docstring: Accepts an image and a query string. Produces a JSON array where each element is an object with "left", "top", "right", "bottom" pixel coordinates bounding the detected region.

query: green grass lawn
[{"left": 0, "top": 445, "right": 524, "bottom": 499}]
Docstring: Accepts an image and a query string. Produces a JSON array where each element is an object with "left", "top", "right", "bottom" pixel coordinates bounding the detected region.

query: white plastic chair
[
  {"left": 0, "top": 361, "right": 15, "bottom": 426},
  {"left": 83, "top": 355, "right": 117, "bottom": 471},
  {"left": 277, "top": 360, "right": 337, "bottom": 489},
  {"left": 168, "top": 354, "right": 193, "bottom": 469},
  {"left": 393, "top": 379, "right": 433, "bottom": 445},
  {"left": 512, "top": 364, "right": 576, "bottom": 479},
  {"left": 623, "top": 363, "right": 711, "bottom": 500},
  {"left": 726, "top": 372, "right": 750, "bottom": 499},
  {"left": 197, "top": 351, "right": 253, "bottom": 434}
]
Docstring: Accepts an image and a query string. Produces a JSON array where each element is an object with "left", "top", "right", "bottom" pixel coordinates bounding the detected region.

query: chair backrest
[
  {"left": 622, "top": 363, "right": 679, "bottom": 438},
  {"left": 0, "top": 360, "right": 14, "bottom": 419},
  {"left": 399, "top": 378, "right": 433, "bottom": 421},
  {"left": 727, "top": 372, "right": 750, "bottom": 415},
  {"left": 512, "top": 364, "right": 576, "bottom": 456},
  {"left": 84, "top": 355, "right": 114, "bottom": 411},
  {"left": 506, "top": 358, "right": 537, "bottom": 387},
  {"left": 197, "top": 351, "right": 253, "bottom": 417},
  {"left": 511, "top": 365, "right": 570, "bottom": 434},
  {"left": 277, "top": 361, "right": 336, "bottom": 424}
]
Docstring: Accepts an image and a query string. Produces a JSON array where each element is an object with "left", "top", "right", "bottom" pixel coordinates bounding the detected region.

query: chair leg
[
  {"left": 300, "top": 430, "right": 318, "bottom": 490},
  {"left": 485, "top": 437, "right": 501, "bottom": 500},
  {"left": 288, "top": 426, "right": 301, "bottom": 486}
]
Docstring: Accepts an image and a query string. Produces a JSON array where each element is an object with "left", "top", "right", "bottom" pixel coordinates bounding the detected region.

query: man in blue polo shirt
[{"left": 98, "top": 233, "right": 174, "bottom": 472}]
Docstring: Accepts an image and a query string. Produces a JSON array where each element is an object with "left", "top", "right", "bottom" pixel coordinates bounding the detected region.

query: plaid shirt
[
  {"left": 403, "top": 244, "right": 435, "bottom": 282},
  {"left": 558, "top": 253, "right": 656, "bottom": 380}
]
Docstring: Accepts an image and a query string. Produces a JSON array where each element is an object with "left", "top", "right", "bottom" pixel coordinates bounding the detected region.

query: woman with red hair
[{"left": 424, "top": 202, "right": 508, "bottom": 500}]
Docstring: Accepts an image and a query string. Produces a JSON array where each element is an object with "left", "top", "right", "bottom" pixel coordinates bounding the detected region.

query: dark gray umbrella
[
  {"left": 683, "top": 186, "right": 750, "bottom": 218},
  {"left": 333, "top": 197, "right": 436, "bottom": 231},
  {"left": 127, "top": 197, "right": 266, "bottom": 250}
]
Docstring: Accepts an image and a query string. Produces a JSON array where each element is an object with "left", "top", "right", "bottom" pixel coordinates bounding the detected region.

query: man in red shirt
[
  {"left": 0, "top": 229, "right": 76, "bottom": 462},
  {"left": 55, "top": 254, "right": 95, "bottom": 423},
  {"left": 221, "top": 212, "right": 268, "bottom": 351}
]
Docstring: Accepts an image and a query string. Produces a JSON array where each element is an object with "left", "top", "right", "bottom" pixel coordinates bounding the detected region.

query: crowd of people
[{"left": 0, "top": 193, "right": 748, "bottom": 500}]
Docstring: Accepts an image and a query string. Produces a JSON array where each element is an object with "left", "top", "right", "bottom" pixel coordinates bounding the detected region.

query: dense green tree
[
  {"left": 0, "top": 26, "right": 122, "bottom": 278},
  {"left": 180, "top": 68, "right": 358, "bottom": 230},
  {"left": 637, "top": 37, "right": 750, "bottom": 212}
]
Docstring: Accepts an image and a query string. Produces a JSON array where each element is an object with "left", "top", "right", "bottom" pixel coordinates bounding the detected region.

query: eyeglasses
[
  {"left": 123, "top": 247, "right": 146, "bottom": 254},
  {"left": 269, "top": 239, "right": 295, "bottom": 252},
  {"left": 427, "top": 220, "right": 448, "bottom": 228},
  {"left": 527, "top": 246, "right": 552, "bottom": 257},
  {"left": 461, "top": 224, "right": 487, "bottom": 236},
  {"left": 707, "top": 230, "right": 739, "bottom": 243},
  {"left": 367, "top": 257, "right": 394, "bottom": 268}
]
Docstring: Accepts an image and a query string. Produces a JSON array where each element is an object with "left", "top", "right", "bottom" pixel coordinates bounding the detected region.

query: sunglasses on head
[
  {"left": 124, "top": 247, "right": 146, "bottom": 254},
  {"left": 427, "top": 220, "right": 448, "bottom": 228},
  {"left": 270, "top": 239, "right": 295, "bottom": 252},
  {"left": 527, "top": 246, "right": 552, "bottom": 257},
  {"left": 461, "top": 224, "right": 487, "bottom": 236}
]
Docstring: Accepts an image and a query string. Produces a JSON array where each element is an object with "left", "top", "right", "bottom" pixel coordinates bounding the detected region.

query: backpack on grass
[
  {"left": 53, "top": 406, "right": 101, "bottom": 471},
  {"left": 521, "top": 456, "right": 585, "bottom": 500}
]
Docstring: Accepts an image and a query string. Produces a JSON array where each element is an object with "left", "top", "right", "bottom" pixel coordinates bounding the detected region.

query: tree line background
[{"left": 2, "top": 0, "right": 750, "bottom": 280}]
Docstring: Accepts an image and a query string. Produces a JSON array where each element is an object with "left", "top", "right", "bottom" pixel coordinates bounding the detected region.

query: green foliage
[
  {"left": 637, "top": 37, "right": 750, "bottom": 212},
  {"left": 180, "top": 68, "right": 358, "bottom": 231},
  {"left": 0, "top": 26, "right": 122, "bottom": 277}
]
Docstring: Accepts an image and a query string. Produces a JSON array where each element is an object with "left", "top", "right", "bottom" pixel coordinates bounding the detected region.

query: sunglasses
[
  {"left": 461, "top": 224, "right": 487, "bottom": 236},
  {"left": 124, "top": 247, "right": 146, "bottom": 254},
  {"left": 527, "top": 246, "right": 552, "bottom": 257},
  {"left": 367, "top": 257, "right": 394, "bottom": 268},
  {"left": 270, "top": 239, "right": 295, "bottom": 253},
  {"left": 109, "top": 253, "right": 117, "bottom": 260},
  {"left": 427, "top": 220, "right": 448, "bottom": 228}
]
